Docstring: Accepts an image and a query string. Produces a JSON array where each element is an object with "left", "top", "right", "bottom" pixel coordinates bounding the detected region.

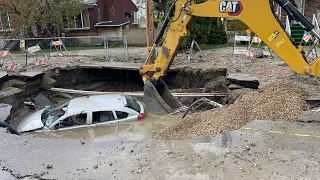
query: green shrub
[
  {"left": 179, "top": 17, "right": 227, "bottom": 49},
  {"left": 207, "top": 28, "right": 227, "bottom": 45}
]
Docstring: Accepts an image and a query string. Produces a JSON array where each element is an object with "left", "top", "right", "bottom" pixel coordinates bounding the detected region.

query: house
[
  {"left": 0, "top": 0, "right": 139, "bottom": 37},
  {"left": 274, "top": 0, "right": 320, "bottom": 43},
  {"left": 275, "top": 0, "right": 319, "bottom": 22},
  {"left": 65, "top": 0, "right": 139, "bottom": 38},
  {"left": 1, "top": 1, "right": 319, "bottom": 44},
  {"left": 297, "top": 0, "right": 319, "bottom": 20}
]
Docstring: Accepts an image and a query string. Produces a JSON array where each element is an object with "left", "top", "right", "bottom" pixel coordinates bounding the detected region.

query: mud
[
  {"left": 2, "top": 47, "right": 320, "bottom": 179},
  {"left": 0, "top": 77, "right": 43, "bottom": 123},
  {"left": 165, "top": 67, "right": 229, "bottom": 105},
  {"left": 1, "top": 66, "right": 228, "bottom": 129},
  {"left": 1, "top": 120, "right": 320, "bottom": 180}
]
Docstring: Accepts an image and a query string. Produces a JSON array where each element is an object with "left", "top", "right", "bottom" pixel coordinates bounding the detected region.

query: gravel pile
[{"left": 154, "top": 81, "right": 309, "bottom": 140}]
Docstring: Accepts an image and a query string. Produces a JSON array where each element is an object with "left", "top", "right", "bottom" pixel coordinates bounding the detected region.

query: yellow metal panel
[
  {"left": 191, "top": 0, "right": 310, "bottom": 75},
  {"left": 141, "top": 0, "right": 320, "bottom": 82}
]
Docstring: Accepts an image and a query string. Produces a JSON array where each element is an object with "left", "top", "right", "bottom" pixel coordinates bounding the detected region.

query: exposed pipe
[{"left": 0, "top": 121, "right": 20, "bottom": 136}]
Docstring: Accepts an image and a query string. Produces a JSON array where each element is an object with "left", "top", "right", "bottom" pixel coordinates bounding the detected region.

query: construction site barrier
[
  {"left": 26, "top": 45, "right": 48, "bottom": 66},
  {"left": 302, "top": 33, "right": 311, "bottom": 42},
  {"left": 52, "top": 40, "right": 64, "bottom": 46},
  {"left": 35, "top": 58, "right": 48, "bottom": 66},
  {"left": 0, "top": 50, "right": 15, "bottom": 71},
  {"left": 233, "top": 35, "right": 250, "bottom": 55},
  {"left": 247, "top": 36, "right": 273, "bottom": 58},
  {"left": 246, "top": 52, "right": 254, "bottom": 57},
  {"left": 235, "top": 36, "right": 251, "bottom": 42},
  {"left": 51, "top": 39, "right": 68, "bottom": 57},
  {"left": 0, "top": 51, "right": 11, "bottom": 57},
  {"left": 2, "top": 36, "right": 131, "bottom": 65},
  {"left": 2, "top": 64, "right": 15, "bottom": 71},
  {"left": 300, "top": 31, "right": 317, "bottom": 58},
  {"left": 59, "top": 51, "right": 69, "bottom": 57},
  {"left": 27, "top": 45, "right": 41, "bottom": 54},
  {"left": 251, "top": 37, "right": 262, "bottom": 44}
]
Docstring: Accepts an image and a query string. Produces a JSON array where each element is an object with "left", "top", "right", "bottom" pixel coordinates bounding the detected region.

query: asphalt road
[{"left": 1, "top": 119, "right": 320, "bottom": 180}]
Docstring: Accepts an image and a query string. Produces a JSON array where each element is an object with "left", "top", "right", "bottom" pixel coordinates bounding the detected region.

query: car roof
[{"left": 66, "top": 95, "right": 127, "bottom": 114}]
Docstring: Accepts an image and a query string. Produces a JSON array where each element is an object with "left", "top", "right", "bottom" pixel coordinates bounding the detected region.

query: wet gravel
[{"left": 154, "top": 81, "right": 309, "bottom": 140}]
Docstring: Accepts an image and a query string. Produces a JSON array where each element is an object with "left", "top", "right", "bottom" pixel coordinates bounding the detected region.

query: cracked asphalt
[{"left": 1, "top": 119, "right": 320, "bottom": 180}]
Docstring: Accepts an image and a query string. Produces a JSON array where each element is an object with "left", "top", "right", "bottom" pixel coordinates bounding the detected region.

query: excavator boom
[{"left": 140, "top": 0, "right": 320, "bottom": 115}]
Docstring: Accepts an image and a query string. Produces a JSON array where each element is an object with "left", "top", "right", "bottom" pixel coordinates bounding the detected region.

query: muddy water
[
  {"left": 28, "top": 111, "right": 183, "bottom": 141},
  {"left": 2, "top": 117, "right": 320, "bottom": 179},
  {"left": 0, "top": 171, "right": 15, "bottom": 180}
]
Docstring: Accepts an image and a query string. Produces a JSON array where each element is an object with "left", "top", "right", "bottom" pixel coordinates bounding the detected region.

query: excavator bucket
[{"left": 143, "top": 80, "right": 182, "bottom": 115}]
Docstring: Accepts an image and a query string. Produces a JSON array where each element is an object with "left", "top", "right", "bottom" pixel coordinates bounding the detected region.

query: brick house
[
  {"left": 0, "top": 0, "right": 139, "bottom": 38},
  {"left": 65, "top": 0, "right": 139, "bottom": 38},
  {"left": 299, "top": 0, "right": 320, "bottom": 20},
  {"left": 274, "top": 0, "right": 319, "bottom": 21},
  {"left": 272, "top": 0, "right": 320, "bottom": 43}
]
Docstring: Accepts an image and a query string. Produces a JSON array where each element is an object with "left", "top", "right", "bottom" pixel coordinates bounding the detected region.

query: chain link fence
[{"left": 0, "top": 36, "right": 143, "bottom": 70}]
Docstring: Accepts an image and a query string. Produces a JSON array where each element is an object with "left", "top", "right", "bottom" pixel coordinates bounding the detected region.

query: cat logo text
[{"left": 219, "top": 1, "right": 243, "bottom": 16}]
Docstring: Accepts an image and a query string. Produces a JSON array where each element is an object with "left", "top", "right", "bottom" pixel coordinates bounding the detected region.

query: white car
[{"left": 17, "top": 95, "right": 145, "bottom": 133}]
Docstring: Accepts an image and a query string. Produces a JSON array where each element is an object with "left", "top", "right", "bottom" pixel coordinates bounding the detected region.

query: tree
[
  {"left": 1, "top": 0, "right": 83, "bottom": 37},
  {"left": 153, "top": 0, "right": 168, "bottom": 19},
  {"left": 187, "top": 17, "right": 227, "bottom": 45},
  {"left": 153, "top": 1, "right": 227, "bottom": 48},
  {"left": 133, "top": 0, "right": 228, "bottom": 47}
]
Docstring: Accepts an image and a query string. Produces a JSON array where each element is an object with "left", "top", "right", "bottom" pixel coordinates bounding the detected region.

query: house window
[
  {"left": 133, "top": 12, "right": 138, "bottom": 24},
  {"left": 68, "top": 9, "right": 90, "bottom": 29},
  {"left": 98, "top": 8, "right": 103, "bottom": 22},
  {"left": 0, "top": 13, "right": 11, "bottom": 31},
  {"left": 82, "top": 9, "right": 90, "bottom": 28}
]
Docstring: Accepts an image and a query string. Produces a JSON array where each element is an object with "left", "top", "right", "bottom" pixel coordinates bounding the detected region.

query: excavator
[{"left": 140, "top": 0, "right": 320, "bottom": 115}]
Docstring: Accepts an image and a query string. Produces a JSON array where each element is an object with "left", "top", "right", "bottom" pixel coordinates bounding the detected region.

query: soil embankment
[{"left": 154, "top": 81, "right": 309, "bottom": 140}]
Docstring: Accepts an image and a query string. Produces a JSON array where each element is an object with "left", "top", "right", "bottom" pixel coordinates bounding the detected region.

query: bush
[
  {"left": 207, "top": 28, "right": 227, "bottom": 45},
  {"left": 179, "top": 17, "right": 227, "bottom": 50}
]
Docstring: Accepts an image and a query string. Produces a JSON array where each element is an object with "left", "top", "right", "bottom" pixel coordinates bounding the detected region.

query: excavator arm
[{"left": 140, "top": 0, "right": 320, "bottom": 115}]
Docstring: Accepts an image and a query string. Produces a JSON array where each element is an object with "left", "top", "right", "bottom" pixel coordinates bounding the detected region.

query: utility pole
[{"left": 145, "top": 0, "right": 155, "bottom": 63}]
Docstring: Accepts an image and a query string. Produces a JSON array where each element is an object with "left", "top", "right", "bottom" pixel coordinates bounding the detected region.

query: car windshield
[
  {"left": 125, "top": 96, "right": 141, "bottom": 112},
  {"left": 41, "top": 106, "right": 65, "bottom": 126}
]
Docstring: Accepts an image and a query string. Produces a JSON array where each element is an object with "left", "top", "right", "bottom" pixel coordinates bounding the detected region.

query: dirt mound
[{"left": 154, "top": 81, "right": 309, "bottom": 140}]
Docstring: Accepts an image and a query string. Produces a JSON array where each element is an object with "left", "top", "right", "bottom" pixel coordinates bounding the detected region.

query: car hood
[{"left": 17, "top": 109, "right": 45, "bottom": 133}]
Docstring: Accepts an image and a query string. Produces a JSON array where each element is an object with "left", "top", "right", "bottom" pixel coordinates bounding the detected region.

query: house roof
[
  {"left": 130, "top": 0, "right": 139, "bottom": 12},
  {"left": 94, "top": 21, "right": 130, "bottom": 27},
  {"left": 83, "top": 0, "right": 98, "bottom": 5}
]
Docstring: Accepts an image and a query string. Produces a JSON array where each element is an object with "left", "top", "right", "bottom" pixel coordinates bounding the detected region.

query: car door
[
  {"left": 91, "top": 110, "right": 118, "bottom": 126},
  {"left": 114, "top": 110, "right": 136, "bottom": 124},
  {"left": 52, "top": 111, "right": 89, "bottom": 131}
]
